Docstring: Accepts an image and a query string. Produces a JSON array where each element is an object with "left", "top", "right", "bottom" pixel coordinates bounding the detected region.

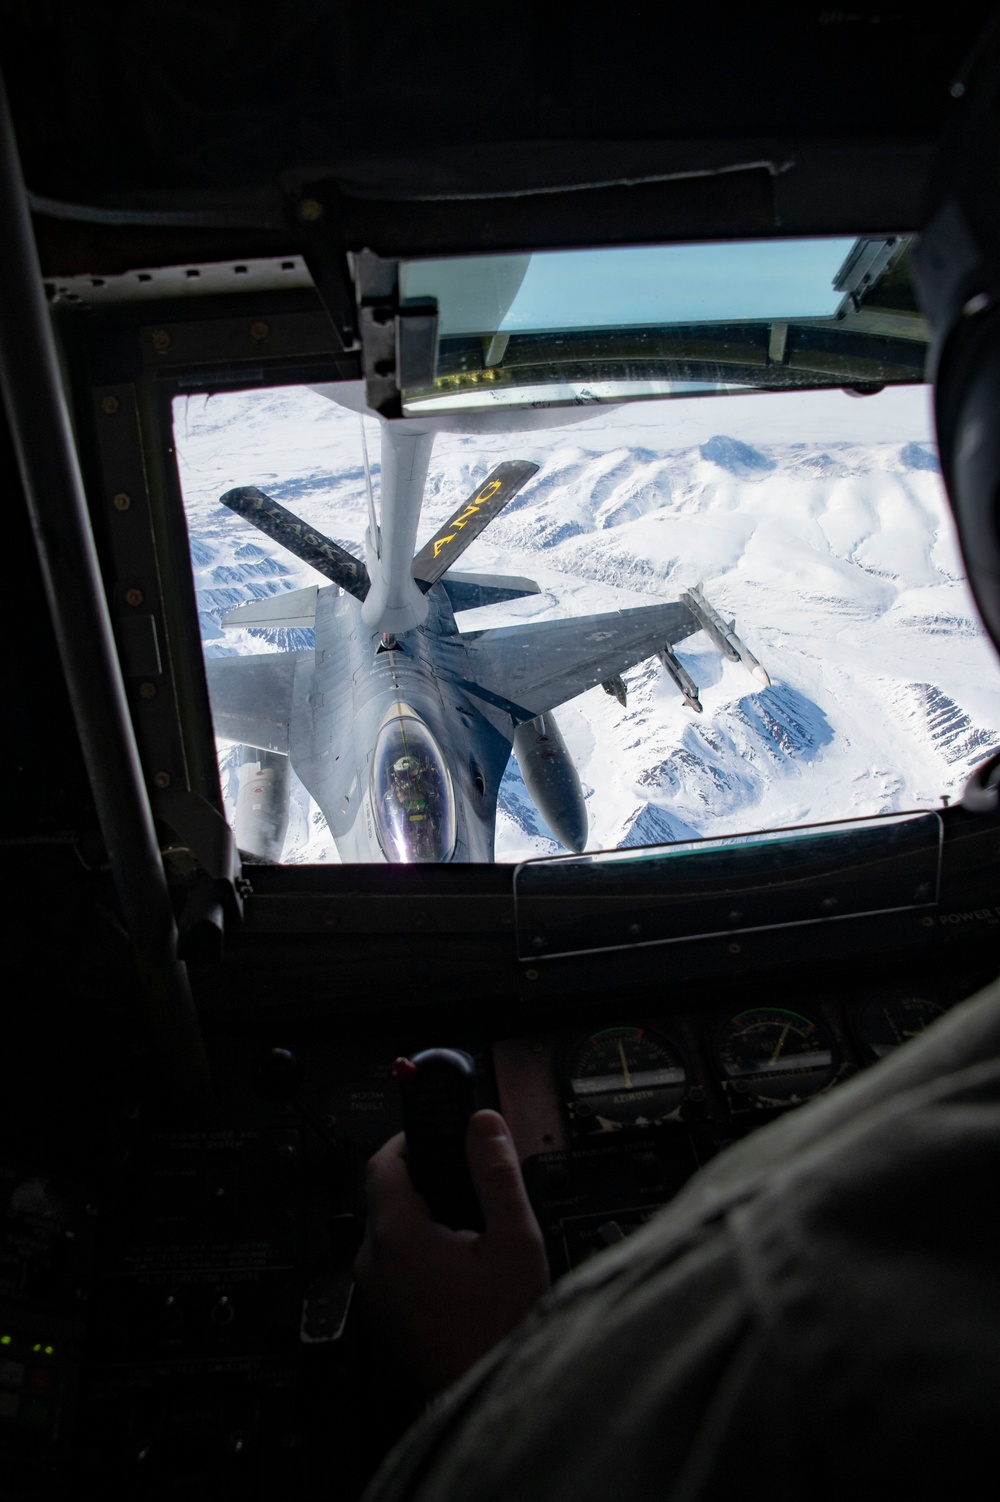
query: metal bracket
[
  {"left": 153, "top": 781, "right": 244, "bottom": 962},
  {"left": 354, "top": 250, "right": 438, "bottom": 417},
  {"left": 833, "top": 236, "right": 905, "bottom": 317}
]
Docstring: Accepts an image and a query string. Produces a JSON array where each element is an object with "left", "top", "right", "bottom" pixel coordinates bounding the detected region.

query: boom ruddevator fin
[
  {"left": 412, "top": 461, "right": 538, "bottom": 588},
  {"left": 221, "top": 486, "right": 370, "bottom": 602}
]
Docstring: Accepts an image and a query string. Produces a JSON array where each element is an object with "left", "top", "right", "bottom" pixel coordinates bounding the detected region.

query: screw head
[
  {"left": 298, "top": 197, "right": 323, "bottom": 223},
  {"left": 524, "top": 968, "right": 539, "bottom": 981},
  {"left": 727, "top": 942, "right": 741, "bottom": 955},
  {"left": 249, "top": 320, "right": 269, "bottom": 341},
  {"left": 113, "top": 491, "right": 131, "bottom": 511},
  {"left": 100, "top": 395, "right": 120, "bottom": 415},
  {"left": 139, "top": 681, "right": 157, "bottom": 700},
  {"left": 153, "top": 771, "right": 171, "bottom": 789},
  {"left": 151, "top": 328, "right": 172, "bottom": 353},
  {"left": 125, "top": 587, "right": 143, "bottom": 607}
]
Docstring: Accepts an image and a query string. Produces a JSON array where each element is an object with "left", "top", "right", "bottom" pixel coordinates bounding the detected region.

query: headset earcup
[{"left": 934, "top": 305, "right": 1000, "bottom": 652}]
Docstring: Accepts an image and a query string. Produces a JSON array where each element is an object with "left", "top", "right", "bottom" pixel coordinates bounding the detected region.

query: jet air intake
[{"left": 371, "top": 708, "right": 457, "bottom": 863}]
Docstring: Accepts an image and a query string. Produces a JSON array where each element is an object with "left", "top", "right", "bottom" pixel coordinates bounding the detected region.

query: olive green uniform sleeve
[{"left": 362, "top": 980, "right": 1000, "bottom": 1502}]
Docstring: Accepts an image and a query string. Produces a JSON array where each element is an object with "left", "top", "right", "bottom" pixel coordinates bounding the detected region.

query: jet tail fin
[
  {"left": 221, "top": 585, "right": 318, "bottom": 630},
  {"left": 221, "top": 487, "right": 369, "bottom": 602},
  {"left": 412, "top": 461, "right": 538, "bottom": 588}
]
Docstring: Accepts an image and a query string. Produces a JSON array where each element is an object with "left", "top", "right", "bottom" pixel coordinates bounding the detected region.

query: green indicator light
[
  {"left": 32, "top": 1343, "right": 41, "bottom": 1353},
  {"left": 0, "top": 1336, "right": 10, "bottom": 1347},
  {"left": 44, "top": 1345, "right": 54, "bottom": 1356}
]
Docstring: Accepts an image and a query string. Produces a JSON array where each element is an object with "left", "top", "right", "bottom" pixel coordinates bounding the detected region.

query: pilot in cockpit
[
  {"left": 351, "top": 28, "right": 1000, "bottom": 1502},
  {"left": 386, "top": 753, "right": 440, "bottom": 858}
]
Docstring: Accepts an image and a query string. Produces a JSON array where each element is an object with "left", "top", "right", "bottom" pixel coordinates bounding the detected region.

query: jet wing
[
  {"left": 461, "top": 601, "right": 698, "bottom": 716},
  {"left": 204, "top": 652, "right": 311, "bottom": 753}
]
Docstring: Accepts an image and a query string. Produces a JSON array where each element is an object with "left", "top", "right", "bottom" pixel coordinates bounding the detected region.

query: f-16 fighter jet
[{"left": 204, "top": 399, "right": 769, "bottom": 863}]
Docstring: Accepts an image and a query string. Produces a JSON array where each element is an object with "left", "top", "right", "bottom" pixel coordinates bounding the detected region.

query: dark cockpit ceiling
[{"left": 6, "top": 1, "right": 998, "bottom": 278}]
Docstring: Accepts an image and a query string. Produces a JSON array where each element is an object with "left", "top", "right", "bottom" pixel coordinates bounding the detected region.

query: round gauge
[
  {"left": 566, "top": 1026, "right": 687, "bottom": 1129},
  {"left": 717, "top": 1006, "right": 836, "bottom": 1102},
  {"left": 858, "top": 996, "right": 944, "bottom": 1061}
]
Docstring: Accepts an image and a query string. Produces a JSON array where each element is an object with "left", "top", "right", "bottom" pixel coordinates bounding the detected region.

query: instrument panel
[{"left": 494, "top": 983, "right": 955, "bottom": 1273}]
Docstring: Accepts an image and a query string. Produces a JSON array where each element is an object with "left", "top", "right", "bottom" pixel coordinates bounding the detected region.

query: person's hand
[{"left": 353, "top": 1110, "right": 551, "bottom": 1394}]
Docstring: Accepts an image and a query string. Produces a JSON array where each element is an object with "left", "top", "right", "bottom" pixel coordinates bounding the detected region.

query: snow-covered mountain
[{"left": 172, "top": 384, "right": 1000, "bottom": 864}]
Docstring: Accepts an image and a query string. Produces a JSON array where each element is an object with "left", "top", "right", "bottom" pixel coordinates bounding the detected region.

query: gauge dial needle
[
  {"left": 618, "top": 1039, "right": 633, "bottom": 1088},
  {"left": 769, "top": 1023, "right": 791, "bottom": 1066}
]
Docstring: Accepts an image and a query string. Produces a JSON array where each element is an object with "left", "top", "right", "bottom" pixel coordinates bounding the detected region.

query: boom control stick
[{"left": 392, "top": 1049, "right": 484, "bottom": 1231}]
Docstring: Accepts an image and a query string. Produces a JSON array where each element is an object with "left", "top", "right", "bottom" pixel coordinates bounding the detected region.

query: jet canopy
[{"left": 371, "top": 710, "right": 457, "bottom": 863}]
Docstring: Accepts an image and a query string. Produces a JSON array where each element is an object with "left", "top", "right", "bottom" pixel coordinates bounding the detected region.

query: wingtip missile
[{"left": 681, "top": 585, "right": 771, "bottom": 690}]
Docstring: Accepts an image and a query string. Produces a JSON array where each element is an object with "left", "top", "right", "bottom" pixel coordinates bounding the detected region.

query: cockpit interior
[{"left": 2, "top": 5, "right": 999, "bottom": 1497}]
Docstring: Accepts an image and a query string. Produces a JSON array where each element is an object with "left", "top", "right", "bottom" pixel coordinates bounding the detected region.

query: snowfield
[{"left": 172, "top": 384, "right": 1000, "bottom": 864}]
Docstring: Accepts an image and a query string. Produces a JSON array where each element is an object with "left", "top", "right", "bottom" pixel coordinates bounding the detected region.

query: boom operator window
[{"left": 171, "top": 236, "right": 1000, "bottom": 864}]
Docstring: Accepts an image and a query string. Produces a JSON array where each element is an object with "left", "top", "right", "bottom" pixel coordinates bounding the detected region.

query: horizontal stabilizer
[
  {"left": 222, "top": 585, "right": 318, "bottom": 630},
  {"left": 441, "top": 571, "right": 540, "bottom": 613},
  {"left": 221, "top": 487, "right": 369, "bottom": 602},
  {"left": 462, "top": 600, "right": 698, "bottom": 717},
  {"left": 412, "top": 461, "right": 539, "bottom": 588},
  {"left": 204, "top": 651, "right": 310, "bottom": 753}
]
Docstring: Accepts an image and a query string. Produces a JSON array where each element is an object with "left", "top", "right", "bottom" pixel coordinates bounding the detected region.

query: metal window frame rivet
[
  {"left": 100, "top": 395, "right": 120, "bottom": 415},
  {"left": 249, "top": 320, "right": 269, "bottom": 341},
  {"left": 153, "top": 771, "right": 171, "bottom": 789},
  {"left": 139, "top": 681, "right": 157, "bottom": 699},
  {"left": 151, "top": 329, "right": 172, "bottom": 352},
  {"left": 113, "top": 492, "right": 131, "bottom": 511},
  {"left": 125, "top": 587, "right": 143, "bottom": 607}
]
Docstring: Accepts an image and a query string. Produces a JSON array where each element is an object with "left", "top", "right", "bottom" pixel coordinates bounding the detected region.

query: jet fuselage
[{"left": 288, "top": 580, "right": 512, "bottom": 862}]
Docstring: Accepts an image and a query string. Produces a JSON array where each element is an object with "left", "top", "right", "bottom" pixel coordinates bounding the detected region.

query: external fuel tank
[
  {"left": 513, "top": 712, "right": 588, "bottom": 853},
  {"left": 234, "top": 748, "right": 291, "bottom": 861}
]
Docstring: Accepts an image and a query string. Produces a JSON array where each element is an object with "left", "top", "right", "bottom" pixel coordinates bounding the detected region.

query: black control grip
[{"left": 393, "top": 1049, "right": 484, "bottom": 1231}]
